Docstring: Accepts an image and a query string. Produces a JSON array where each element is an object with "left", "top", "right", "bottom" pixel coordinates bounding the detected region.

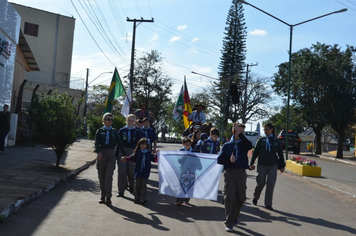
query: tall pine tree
[{"left": 217, "top": 0, "right": 247, "bottom": 124}]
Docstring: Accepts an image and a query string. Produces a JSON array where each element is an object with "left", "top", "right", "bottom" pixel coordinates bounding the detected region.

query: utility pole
[
  {"left": 83, "top": 68, "right": 89, "bottom": 135},
  {"left": 127, "top": 17, "right": 154, "bottom": 92},
  {"left": 242, "top": 62, "right": 258, "bottom": 124}
]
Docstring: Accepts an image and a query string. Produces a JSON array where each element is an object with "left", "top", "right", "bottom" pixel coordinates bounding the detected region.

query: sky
[{"left": 8, "top": 0, "right": 356, "bottom": 130}]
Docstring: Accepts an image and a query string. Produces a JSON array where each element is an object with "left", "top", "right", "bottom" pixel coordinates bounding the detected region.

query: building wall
[
  {"left": 0, "top": 0, "right": 21, "bottom": 108},
  {"left": 10, "top": 3, "right": 75, "bottom": 88},
  {"left": 21, "top": 82, "right": 85, "bottom": 116},
  {"left": 12, "top": 45, "right": 29, "bottom": 109}
]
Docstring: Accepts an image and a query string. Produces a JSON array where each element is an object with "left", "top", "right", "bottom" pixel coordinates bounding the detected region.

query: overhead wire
[
  {"left": 90, "top": 0, "right": 128, "bottom": 58},
  {"left": 69, "top": 0, "right": 117, "bottom": 67},
  {"left": 107, "top": 0, "right": 129, "bottom": 41},
  {"left": 79, "top": 0, "right": 128, "bottom": 62}
]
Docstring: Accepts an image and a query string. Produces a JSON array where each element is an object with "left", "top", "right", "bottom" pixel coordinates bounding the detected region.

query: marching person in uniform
[
  {"left": 95, "top": 113, "right": 125, "bottom": 205},
  {"left": 249, "top": 122, "right": 285, "bottom": 211},
  {"left": 217, "top": 122, "right": 253, "bottom": 232},
  {"left": 117, "top": 114, "right": 142, "bottom": 197}
]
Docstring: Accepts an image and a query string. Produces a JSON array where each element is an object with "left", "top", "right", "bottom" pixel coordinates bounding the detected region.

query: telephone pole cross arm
[{"left": 127, "top": 17, "right": 154, "bottom": 91}]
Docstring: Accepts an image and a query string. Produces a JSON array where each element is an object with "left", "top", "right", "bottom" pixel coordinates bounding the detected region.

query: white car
[{"left": 244, "top": 131, "right": 260, "bottom": 147}]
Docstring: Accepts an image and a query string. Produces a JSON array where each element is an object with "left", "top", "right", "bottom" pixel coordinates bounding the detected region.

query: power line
[{"left": 70, "top": 0, "right": 117, "bottom": 67}]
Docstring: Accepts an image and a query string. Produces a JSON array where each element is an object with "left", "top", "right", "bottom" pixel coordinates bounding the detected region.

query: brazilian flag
[{"left": 104, "top": 68, "right": 125, "bottom": 113}]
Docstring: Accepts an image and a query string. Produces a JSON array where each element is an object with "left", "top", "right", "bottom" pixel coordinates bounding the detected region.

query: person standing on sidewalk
[
  {"left": 0, "top": 104, "right": 11, "bottom": 154},
  {"left": 249, "top": 122, "right": 285, "bottom": 211},
  {"left": 217, "top": 122, "right": 253, "bottom": 232},
  {"left": 95, "top": 113, "right": 125, "bottom": 205}
]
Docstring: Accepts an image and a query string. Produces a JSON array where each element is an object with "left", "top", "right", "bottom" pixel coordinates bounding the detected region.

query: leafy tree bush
[{"left": 29, "top": 92, "right": 82, "bottom": 168}]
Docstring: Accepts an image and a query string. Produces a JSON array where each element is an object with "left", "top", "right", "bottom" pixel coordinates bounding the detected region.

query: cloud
[
  {"left": 188, "top": 48, "right": 199, "bottom": 54},
  {"left": 170, "top": 36, "right": 181, "bottom": 42},
  {"left": 249, "top": 29, "right": 268, "bottom": 36},
  {"left": 177, "top": 25, "right": 187, "bottom": 31},
  {"left": 149, "top": 34, "right": 159, "bottom": 42},
  {"left": 192, "top": 37, "right": 198, "bottom": 43}
]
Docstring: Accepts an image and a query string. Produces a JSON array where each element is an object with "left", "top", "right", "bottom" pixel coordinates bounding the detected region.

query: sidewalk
[{"left": 0, "top": 138, "right": 96, "bottom": 220}]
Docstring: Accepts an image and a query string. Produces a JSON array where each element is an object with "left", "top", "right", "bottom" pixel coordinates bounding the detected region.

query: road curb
[
  {"left": 0, "top": 159, "right": 96, "bottom": 221},
  {"left": 285, "top": 169, "right": 356, "bottom": 199},
  {"left": 303, "top": 176, "right": 356, "bottom": 199}
]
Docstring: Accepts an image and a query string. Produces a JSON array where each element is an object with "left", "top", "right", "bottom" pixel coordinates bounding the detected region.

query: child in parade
[
  {"left": 191, "top": 129, "right": 202, "bottom": 151},
  {"left": 116, "top": 114, "right": 142, "bottom": 197},
  {"left": 176, "top": 137, "right": 194, "bottom": 205},
  {"left": 141, "top": 117, "right": 158, "bottom": 153},
  {"left": 95, "top": 113, "right": 125, "bottom": 205},
  {"left": 122, "top": 138, "right": 155, "bottom": 205},
  {"left": 200, "top": 127, "right": 221, "bottom": 154}
]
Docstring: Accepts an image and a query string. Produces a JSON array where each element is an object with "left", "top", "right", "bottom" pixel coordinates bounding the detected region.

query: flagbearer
[
  {"left": 95, "top": 113, "right": 125, "bottom": 205},
  {"left": 188, "top": 103, "right": 206, "bottom": 125}
]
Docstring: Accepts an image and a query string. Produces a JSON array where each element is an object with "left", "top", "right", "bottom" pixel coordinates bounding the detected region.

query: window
[{"left": 24, "top": 22, "right": 39, "bottom": 37}]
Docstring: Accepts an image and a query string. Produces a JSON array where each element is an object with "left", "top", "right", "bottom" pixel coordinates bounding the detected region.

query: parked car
[
  {"left": 278, "top": 130, "right": 301, "bottom": 154},
  {"left": 245, "top": 131, "right": 260, "bottom": 147}
]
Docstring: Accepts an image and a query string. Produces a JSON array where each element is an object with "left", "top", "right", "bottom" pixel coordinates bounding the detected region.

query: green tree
[
  {"left": 86, "top": 85, "right": 126, "bottom": 139},
  {"left": 87, "top": 85, "right": 123, "bottom": 118},
  {"left": 324, "top": 44, "right": 356, "bottom": 158},
  {"left": 273, "top": 43, "right": 356, "bottom": 157},
  {"left": 132, "top": 50, "right": 173, "bottom": 134},
  {"left": 29, "top": 92, "right": 82, "bottom": 168},
  {"left": 202, "top": 74, "right": 273, "bottom": 136},
  {"left": 217, "top": 0, "right": 247, "bottom": 124},
  {"left": 267, "top": 103, "right": 307, "bottom": 135}
]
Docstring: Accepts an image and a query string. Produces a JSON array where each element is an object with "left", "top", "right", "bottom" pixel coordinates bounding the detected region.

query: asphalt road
[{"left": 1, "top": 143, "right": 356, "bottom": 236}]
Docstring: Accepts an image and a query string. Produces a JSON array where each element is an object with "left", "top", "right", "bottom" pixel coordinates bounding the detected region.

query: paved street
[{"left": 1, "top": 141, "right": 356, "bottom": 235}]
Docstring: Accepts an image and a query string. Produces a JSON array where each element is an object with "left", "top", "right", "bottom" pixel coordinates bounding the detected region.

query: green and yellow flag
[{"left": 104, "top": 68, "right": 125, "bottom": 113}]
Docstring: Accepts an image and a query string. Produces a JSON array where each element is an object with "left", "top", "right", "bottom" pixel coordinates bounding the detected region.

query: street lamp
[
  {"left": 83, "top": 71, "right": 113, "bottom": 123},
  {"left": 238, "top": 0, "right": 347, "bottom": 159},
  {"left": 191, "top": 71, "right": 224, "bottom": 141},
  {"left": 88, "top": 71, "right": 113, "bottom": 86}
]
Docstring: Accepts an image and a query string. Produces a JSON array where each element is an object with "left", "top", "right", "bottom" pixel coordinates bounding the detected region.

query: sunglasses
[{"left": 106, "top": 118, "right": 114, "bottom": 121}]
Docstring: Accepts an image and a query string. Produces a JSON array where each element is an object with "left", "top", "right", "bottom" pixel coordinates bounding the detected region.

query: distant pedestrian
[
  {"left": 94, "top": 113, "right": 125, "bottom": 205},
  {"left": 116, "top": 114, "right": 142, "bottom": 197},
  {"left": 0, "top": 104, "right": 11, "bottom": 154},
  {"left": 122, "top": 138, "right": 155, "bottom": 205},
  {"left": 249, "top": 122, "right": 285, "bottom": 211},
  {"left": 161, "top": 125, "right": 168, "bottom": 143},
  {"left": 217, "top": 122, "right": 253, "bottom": 232}
]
